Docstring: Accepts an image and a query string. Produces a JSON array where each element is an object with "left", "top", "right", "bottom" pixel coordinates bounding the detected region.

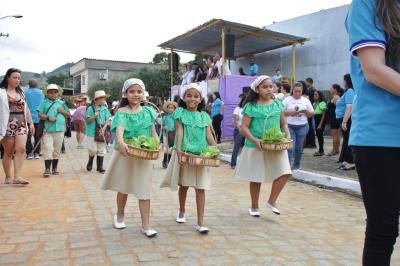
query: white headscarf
[
  {"left": 122, "top": 78, "right": 146, "bottom": 94},
  {"left": 250, "top": 75, "right": 271, "bottom": 92},
  {"left": 185, "top": 83, "right": 203, "bottom": 99}
]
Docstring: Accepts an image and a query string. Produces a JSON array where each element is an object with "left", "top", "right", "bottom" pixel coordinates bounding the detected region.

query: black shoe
[
  {"left": 44, "top": 160, "right": 52, "bottom": 178},
  {"left": 52, "top": 159, "right": 59, "bottom": 175},
  {"left": 96, "top": 156, "right": 106, "bottom": 173},
  {"left": 162, "top": 154, "right": 168, "bottom": 169},
  {"left": 86, "top": 156, "right": 95, "bottom": 171}
]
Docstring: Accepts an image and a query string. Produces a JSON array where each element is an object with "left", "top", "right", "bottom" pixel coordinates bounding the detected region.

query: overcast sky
[{"left": 0, "top": 0, "right": 351, "bottom": 73}]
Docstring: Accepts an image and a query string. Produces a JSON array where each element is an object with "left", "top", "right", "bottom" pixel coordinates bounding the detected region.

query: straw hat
[
  {"left": 163, "top": 101, "right": 178, "bottom": 111},
  {"left": 94, "top": 90, "right": 109, "bottom": 100},
  {"left": 44, "top": 84, "right": 63, "bottom": 95}
]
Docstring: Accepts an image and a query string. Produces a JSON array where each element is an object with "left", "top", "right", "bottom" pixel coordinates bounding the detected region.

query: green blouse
[
  {"left": 111, "top": 106, "right": 157, "bottom": 143},
  {"left": 173, "top": 107, "right": 212, "bottom": 154},
  {"left": 85, "top": 105, "right": 111, "bottom": 137},
  {"left": 243, "top": 100, "right": 284, "bottom": 148},
  {"left": 314, "top": 101, "right": 327, "bottom": 115}
]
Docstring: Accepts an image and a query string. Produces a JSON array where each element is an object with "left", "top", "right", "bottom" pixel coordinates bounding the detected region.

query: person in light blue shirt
[
  {"left": 211, "top": 92, "right": 224, "bottom": 143},
  {"left": 24, "top": 79, "right": 44, "bottom": 159},
  {"left": 346, "top": 0, "right": 400, "bottom": 264},
  {"left": 247, "top": 58, "right": 259, "bottom": 76},
  {"left": 335, "top": 74, "right": 355, "bottom": 170}
]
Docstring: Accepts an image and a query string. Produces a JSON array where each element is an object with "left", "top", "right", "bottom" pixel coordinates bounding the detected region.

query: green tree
[
  {"left": 47, "top": 74, "right": 73, "bottom": 88},
  {"left": 87, "top": 79, "right": 124, "bottom": 103},
  {"left": 152, "top": 52, "right": 168, "bottom": 64}
]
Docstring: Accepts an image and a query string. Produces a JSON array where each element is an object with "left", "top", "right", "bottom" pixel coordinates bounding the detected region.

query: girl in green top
[
  {"left": 85, "top": 90, "right": 111, "bottom": 173},
  {"left": 235, "top": 75, "right": 291, "bottom": 217},
  {"left": 160, "top": 83, "right": 217, "bottom": 234},
  {"left": 101, "top": 78, "right": 158, "bottom": 238},
  {"left": 161, "top": 101, "right": 178, "bottom": 169},
  {"left": 312, "top": 91, "right": 327, "bottom": 156}
]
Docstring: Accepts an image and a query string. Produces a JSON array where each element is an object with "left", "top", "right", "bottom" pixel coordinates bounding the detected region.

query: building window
[{"left": 82, "top": 75, "right": 86, "bottom": 86}]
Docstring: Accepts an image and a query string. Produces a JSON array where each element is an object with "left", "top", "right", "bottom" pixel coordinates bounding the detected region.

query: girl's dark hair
[
  {"left": 332, "top": 84, "right": 344, "bottom": 96},
  {"left": 245, "top": 89, "right": 259, "bottom": 104},
  {"left": 343, "top": 74, "right": 353, "bottom": 89},
  {"left": 207, "top": 93, "right": 214, "bottom": 103},
  {"left": 297, "top": 80, "right": 307, "bottom": 95},
  {"left": 238, "top": 94, "right": 247, "bottom": 108},
  {"left": 291, "top": 82, "right": 304, "bottom": 95},
  {"left": 118, "top": 97, "right": 129, "bottom": 109},
  {"left": 178, "top": 98, "right": 205, "bottom": 112},
  {"left": 376, "top": 0, "right": 400, "bottom": 71},
  {"left": 275, "top": 82, "right": 282, "bottom": 91},
  {"left": 282, "top": 83, "right": 291, "bottom": 93},
  {"left": 214, "top": 92, "right": 221, "bottom": 99},
  {"left": 0, "top": 68, "right": 24, "bottom": 96},
  {"left": 314, "top": 90, "right": 325, "bottom": 102}
]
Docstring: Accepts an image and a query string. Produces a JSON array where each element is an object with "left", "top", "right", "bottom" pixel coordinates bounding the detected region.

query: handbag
[
  {"left": 167, "top": 130, "right": 175, "bottom": 148},
  {"left": 93, "top": 106, "right": 111, "bottom": 143},
  {"left": 37, "top": 101, "right": 56, "bottom": 138}
]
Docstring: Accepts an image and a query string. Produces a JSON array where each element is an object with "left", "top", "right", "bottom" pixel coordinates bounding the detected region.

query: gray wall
[{"left": 231, "top": 5, "right": 350, "bottom": 91}]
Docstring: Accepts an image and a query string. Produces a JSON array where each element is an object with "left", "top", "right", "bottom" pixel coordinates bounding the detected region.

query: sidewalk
[
  {"left": 219, "top": 137, "right": 361, "bottom": 195},
  {"left": 0, "top": 136, "right": 399, "bottom": 265}
]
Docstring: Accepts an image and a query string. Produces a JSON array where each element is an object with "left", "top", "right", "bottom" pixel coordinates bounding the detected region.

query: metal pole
[
  {"left": 292, "top": 43, "right": 296, "bottom": 86},
  {"left": 170, "top": 49, "right": 174, "bottom": 99},
  {"left": 221, "top": 28, "right": 226, "bottom": 78}
]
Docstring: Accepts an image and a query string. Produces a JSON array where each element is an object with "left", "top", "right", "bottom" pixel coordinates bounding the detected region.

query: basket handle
[
  {"left": 183, "top": 118, "right": 217, "bottom": 154},
  {"left": 262, "top": 110, "right": 282, "bottom": 139}
]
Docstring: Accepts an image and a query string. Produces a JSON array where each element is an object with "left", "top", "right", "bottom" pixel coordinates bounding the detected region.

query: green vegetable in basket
[
  {"left": 200, "top": 146, "right": 220, "bottom": 158},
  {"left": 262, "top": 125, "right": 288, "bottom": 143},
  {"left": 125, "top": 135, "right": 160, "bottom": 151}
]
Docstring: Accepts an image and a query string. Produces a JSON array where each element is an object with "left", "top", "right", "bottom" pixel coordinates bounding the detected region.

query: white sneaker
[
  {"left": 113, "top": 214, "right": 126, "bottom": 229},
  {"left": 142, "top": 228, "right": 157, "bottom": 238},
  {"left": 248, "top": 208, "right": 260, "bottom": 217},
  {"left": 267, "top": 202, "right": 281, "bottom": 215},
  {"left": 195, "top": 225, "right": 209, "bottom": 234},
  {"left": 26, "top": 154, "right": 34, "bottom": 160},
  {"left": 34, "top": 153, "right": 40, "bottom": 159},
  {"left": 176, "top": 213, "right": 186, "bottom": 223}
]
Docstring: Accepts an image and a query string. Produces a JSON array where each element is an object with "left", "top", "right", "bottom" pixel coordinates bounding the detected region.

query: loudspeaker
[
  {"left": 225, "top": 34, "right": 235, "bottom": 58},
  {"left": 170, "top": 52, "right": 179, "bottom": 72}
]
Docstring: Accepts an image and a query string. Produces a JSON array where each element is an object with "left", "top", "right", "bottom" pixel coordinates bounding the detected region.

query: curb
[{"left": 220, "top": 153, "right": 361, "bottom": 196}]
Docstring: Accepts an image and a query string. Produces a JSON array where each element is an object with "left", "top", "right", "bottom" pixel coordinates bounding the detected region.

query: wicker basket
[
  {"left": 181, "top": 152, "right": 220, "bottom": 167},
  {"left": 180, "top": 120, "right": 220, "bottom": 168},
  {"left": 126, "top": 144, "right": 161, "bottom": 160},
  {"left": 260, "top": 140, "right": 293, "bottom": 151}
]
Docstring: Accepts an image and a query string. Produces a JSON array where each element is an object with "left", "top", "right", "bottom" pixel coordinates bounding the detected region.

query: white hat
[
  {"left": 185, "top": 83, "right": 203, "bottom": 99},
  {"left": 122, "top": 78, "right": 145, "bottom": 94},
  {"left": 44, "top": 84, "right": 62, "bottom": 95},
  {"left": 250, "top": 75, "right": 271, "bottom": 92},
  {"left": 94, "top": 90, "right": 109, "bottom": 100}
]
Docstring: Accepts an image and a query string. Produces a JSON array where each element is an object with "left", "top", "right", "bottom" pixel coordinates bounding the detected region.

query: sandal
[
  {"left": 4, "top": 177, "right": 13, "bottom": 184},
  {"left": 13, "top": 177, "right": 29, "bottom": 185},
  {"left": 341, "top": 165, "right": 356, "bottom": 171}
]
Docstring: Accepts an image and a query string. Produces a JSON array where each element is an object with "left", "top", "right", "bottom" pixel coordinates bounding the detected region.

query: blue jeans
[
  {"left": 230, "top": 128, "right": 244, "bottom": 167},
  {"left": 288, "top": 123, "right": 309, "bottom": 170}
]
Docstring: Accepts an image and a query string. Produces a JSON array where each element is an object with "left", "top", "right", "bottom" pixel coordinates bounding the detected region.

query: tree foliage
[
  {"left": 87, "top": 67, "right": 182, "bottom": 103},
  {"left": 152, "top": 52, "right": 168, "bottom": 64},
  {"left": 47, "top": 74, "right": 73, "bottom": 88}
]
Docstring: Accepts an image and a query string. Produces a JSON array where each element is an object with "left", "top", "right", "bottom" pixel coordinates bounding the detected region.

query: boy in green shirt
[
  {"left": 38, "top": 84, "right": 70, "bottom": 177},
  {"left": 85, "top": 90, "right": 111, "bottom": 173}
]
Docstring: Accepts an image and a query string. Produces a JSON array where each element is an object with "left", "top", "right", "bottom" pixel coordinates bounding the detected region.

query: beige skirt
[
  {"left": 101, "top": 150, "right": 153, "bottom": 199},
  {"left": 160, "top": 151, "right": 211, "bottom": 191},
  {"left": 234, "top": 147, "right": 291, "bottom": 183}
]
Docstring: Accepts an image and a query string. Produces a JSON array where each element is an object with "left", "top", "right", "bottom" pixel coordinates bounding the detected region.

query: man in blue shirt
[
  {"left": 25, "top": 79, "right": 44, "bottom": 159},
  {"left": 247, "top": 57, "right": 259, "bottom": 76}
]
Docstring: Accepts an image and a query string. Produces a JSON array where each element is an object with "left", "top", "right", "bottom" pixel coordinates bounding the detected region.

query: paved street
[{"left": 0, "top": 137, "right": 399, "bottom": 266}]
